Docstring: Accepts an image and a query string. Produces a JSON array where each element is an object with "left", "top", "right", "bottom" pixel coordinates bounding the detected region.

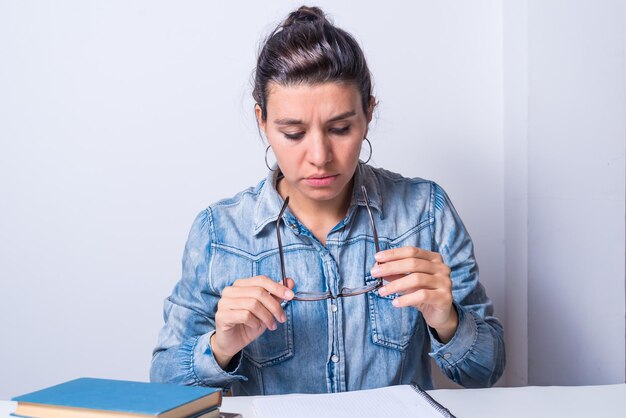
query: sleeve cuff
[
  {"left": 187, "top": 331, "right": 247, "bottom": 388},
  {"left": 428, "top": 302, "right": 479, "bottom": 365}
]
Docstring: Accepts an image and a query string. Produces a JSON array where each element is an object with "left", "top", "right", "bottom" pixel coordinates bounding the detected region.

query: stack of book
[{"left": 11, "top": 377, "right": 230, "bottom": 418}]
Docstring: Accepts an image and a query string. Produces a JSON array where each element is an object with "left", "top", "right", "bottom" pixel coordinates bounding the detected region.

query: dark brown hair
[{"left": 253, "top": 5, "right": 373, "bottom": 121}]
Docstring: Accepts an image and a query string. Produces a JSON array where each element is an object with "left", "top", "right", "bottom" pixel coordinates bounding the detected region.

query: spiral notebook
[{"left": 252, "top": 384, "right": 456, "bottom": 418}]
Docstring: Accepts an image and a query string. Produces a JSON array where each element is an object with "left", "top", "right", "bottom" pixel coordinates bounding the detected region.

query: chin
[{"left": 303, "top": 186, "right": 348, "bottom": 202}]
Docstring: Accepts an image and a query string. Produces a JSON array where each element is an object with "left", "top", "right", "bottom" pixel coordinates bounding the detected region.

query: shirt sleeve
[
  {"left": 149, "top": 208, "right": 247, "bottom": 389},
  {"left": 427, "top": 183, "right": 506, "bottom": 388}
]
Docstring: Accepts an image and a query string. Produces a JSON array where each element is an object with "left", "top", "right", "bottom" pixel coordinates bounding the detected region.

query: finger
[
  {"left": 222, "top": 286, "right": 288, "bottom": 323},
  {"left": 391, "top": 288, "right": 452, "bottom": 309},
  {"left": 375, "top": 247, "right": 442, "bottom": 263},
  {"left": 377, "top": 273, "right": 405, "bottom": 281},
  {"left": 370, "top": 257, "right": 440, "bottom": 278},
  {"left": 233, "top": 275, "right": 294, "bottom": 300},
  {"left": 220, "top": 297, "right": 279, "bottom": 331},
  {"left": 218, "top": 308, "right": 263, "bottom": 331},
  {"left": 271, "top": 278, "right": 296, "bottom": 307},
  {"left": 378, "top": 272, "right": 442, "bottom": 296},
  {"left": 284, "top": 277, "right": 296, "bottom": 290}
]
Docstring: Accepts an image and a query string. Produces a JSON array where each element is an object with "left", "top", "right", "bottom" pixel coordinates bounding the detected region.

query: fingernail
[
  {"left": 392, "top": 299, "right": 400, "bottom": 307},
  {"left": 370, "top": 266, "right": 381, "bottom": 276},
  {"left": 284, "top": 289, "right": 294, "bottom": 299},
  {"left": 374, "top": 253, "right": 384, "bottom": 261},
  {"left": 280, "top": 313, "right": 286, "bottom": 323},
  {"left": 270, "top": 322, "right": 277, "bottom": 331},
  {"left": 378, "top": 286, "right": 387, "bottom": 296}
]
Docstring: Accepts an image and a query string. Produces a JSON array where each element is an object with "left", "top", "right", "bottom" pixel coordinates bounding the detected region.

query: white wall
[
  {"left": 0, "top": 0, "right": 623, "bottom": 399},
  {"left": 503, "top": 0, "right": 530, "bottom": 387},
  {"left": 526, "top": 0, "right": 625, "bottom": 385},
  {"left": 503, "top": 0, "right": 626, "bottom": 387}
]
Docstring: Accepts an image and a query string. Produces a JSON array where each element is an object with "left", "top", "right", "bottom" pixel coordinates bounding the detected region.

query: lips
[{"left": 304, "top": 174, "right": 338, "bottom": 187}]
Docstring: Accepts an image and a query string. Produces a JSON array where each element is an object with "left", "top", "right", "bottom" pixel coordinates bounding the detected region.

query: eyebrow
[{"left": 273, "top": 110, "right": 357, "bottom": 126}]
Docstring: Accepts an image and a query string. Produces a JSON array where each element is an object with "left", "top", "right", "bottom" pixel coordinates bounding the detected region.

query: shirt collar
[
  {"left": 253, "top": 163, "right": 384, "bottom": 236},
  {"left": 351, "top": 162, "right": 383, "bottom": 216},
  {"left": 253, "top": 169, "right": 288, "bottom": 236}
]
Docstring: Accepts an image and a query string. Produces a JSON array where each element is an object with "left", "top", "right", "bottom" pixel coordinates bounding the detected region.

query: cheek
[
  {"left": 339, "top": 139, "right": 365, "bottom": 162},
  {"left": 271, "top": 144, "right": 302, "bottom": 173}
]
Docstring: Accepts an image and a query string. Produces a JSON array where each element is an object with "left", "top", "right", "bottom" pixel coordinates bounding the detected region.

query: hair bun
[{"left": 282, "top": 6, "right": 326, "bottom": 28}]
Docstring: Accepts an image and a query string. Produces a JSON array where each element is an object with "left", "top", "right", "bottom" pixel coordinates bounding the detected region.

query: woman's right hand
[{"left": 210, "top": 275, "right": 295, "bottom": 369}]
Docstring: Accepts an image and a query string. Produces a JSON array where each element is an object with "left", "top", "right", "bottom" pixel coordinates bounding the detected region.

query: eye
[
  {"left": 283, "top": 132, "right": 305, "bottom": 140},
  {"left": 331, "top": 126, "right": 351, "bottom": 135}
]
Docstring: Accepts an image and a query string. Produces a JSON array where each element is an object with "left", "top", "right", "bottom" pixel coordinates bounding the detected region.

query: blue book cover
[{"left": 11, "top": 377, "right": 222, "bottom": 417}]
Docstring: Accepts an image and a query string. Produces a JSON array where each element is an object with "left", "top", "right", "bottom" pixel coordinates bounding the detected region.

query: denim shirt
[{"left": 150, "top": 163, "right": 505, "bottom": 394}]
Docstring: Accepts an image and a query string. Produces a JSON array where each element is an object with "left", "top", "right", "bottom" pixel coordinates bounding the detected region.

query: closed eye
[
  {"left": 282, "top": 126, "right": 350, "bottom": 140},
  {"left": 331, "top": 126, "right": 351, "bottom": 135},
  {"left": 283, "top": 132, "right": 305, "bottom": 140}
]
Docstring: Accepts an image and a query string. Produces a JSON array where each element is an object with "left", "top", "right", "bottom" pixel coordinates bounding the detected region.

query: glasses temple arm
[
  {"left": 361, "top": 186, "right": 380, "bottom": 253},
  {"left": 276, "top": 197, "right": 290, "bottom": 287}
]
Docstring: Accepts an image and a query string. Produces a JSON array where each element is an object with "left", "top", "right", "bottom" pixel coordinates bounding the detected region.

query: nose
[{"left": 307, "top": 131, "right": 333, "bottom": 167}]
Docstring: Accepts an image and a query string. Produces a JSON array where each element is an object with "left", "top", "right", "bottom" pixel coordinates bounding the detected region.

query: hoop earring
[
  {"left": 360, "top": 137, "right": 372, "bottom": 164},
  {"left": 265, "top": 145, "right": 278, "bottom": 171}
]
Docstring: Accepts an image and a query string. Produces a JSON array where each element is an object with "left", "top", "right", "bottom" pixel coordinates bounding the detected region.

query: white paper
[{"left": 252, "top": 385, "right": 446, "bottom": 418}]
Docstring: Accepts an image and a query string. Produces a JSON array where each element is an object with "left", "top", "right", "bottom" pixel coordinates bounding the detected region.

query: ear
[{"left": 255, "top": 103, "right": 267, "bottom": 133}]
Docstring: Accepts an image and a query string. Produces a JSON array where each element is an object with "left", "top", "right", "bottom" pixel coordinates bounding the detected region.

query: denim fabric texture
[{"left": 150, "top": 163, "right": 505, "bottom": 394}]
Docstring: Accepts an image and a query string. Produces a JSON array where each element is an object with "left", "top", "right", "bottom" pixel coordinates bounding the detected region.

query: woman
[{"left": 150, "top": 6, "right": 505, "bottom": 395}]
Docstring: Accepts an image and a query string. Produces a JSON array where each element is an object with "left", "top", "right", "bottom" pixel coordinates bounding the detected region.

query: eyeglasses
[{"left": 276, "top": 185, "right": 382, "bottom": 301}]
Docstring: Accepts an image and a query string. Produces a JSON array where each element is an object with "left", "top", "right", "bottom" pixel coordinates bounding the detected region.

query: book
[
  {"left": 179, "top": 406, "right": 220, "bottom": 418},
  {"left": 175, "top": 406, "right": 220, "bottom": 418},
  {"left": 192, "top": 408, "right": 220, "bottom": 418},
  {"left": 169, "top": 407, "right": 238, "bottom": 418},
  {"left": 252, "top": 384, "right": 456, "bottom": 418},
  {"left": 11, "top": 377, "right": 222, "bottom": 418}
]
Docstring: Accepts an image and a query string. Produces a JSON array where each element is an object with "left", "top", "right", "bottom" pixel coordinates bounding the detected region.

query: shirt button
[
  {"left": 331, "top": 304, "right": 338, "bottom": 312},
  {"left": 443, "top": 353, "right": 452, "bottom": 360},
  {"left": 331, "top": 355, "right": 339, "bottom": 363}
]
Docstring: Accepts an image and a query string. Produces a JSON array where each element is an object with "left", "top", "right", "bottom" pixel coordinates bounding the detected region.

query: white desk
[{"left": 2, "top": 384, "right": 625, "bottom": 417}]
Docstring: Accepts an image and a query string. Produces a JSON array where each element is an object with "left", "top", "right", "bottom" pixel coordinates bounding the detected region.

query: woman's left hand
[{"left": 370, "top": 246, "right": 458, "bottom": 343}]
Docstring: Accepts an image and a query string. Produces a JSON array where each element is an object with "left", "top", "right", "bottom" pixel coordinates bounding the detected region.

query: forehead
[{"left": 265, "top": 82, "right": 362, "bottom": 118}]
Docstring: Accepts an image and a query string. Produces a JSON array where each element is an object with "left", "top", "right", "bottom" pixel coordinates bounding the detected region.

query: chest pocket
[
  {"left": 366, "top": 274, "right": 420, "bottom": 351},
  {"left": 242, "top": 300, "right": 294, "bottom": 367},
  {"left": 211, "top": 245, "right": 295, "bottom": 368}
]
